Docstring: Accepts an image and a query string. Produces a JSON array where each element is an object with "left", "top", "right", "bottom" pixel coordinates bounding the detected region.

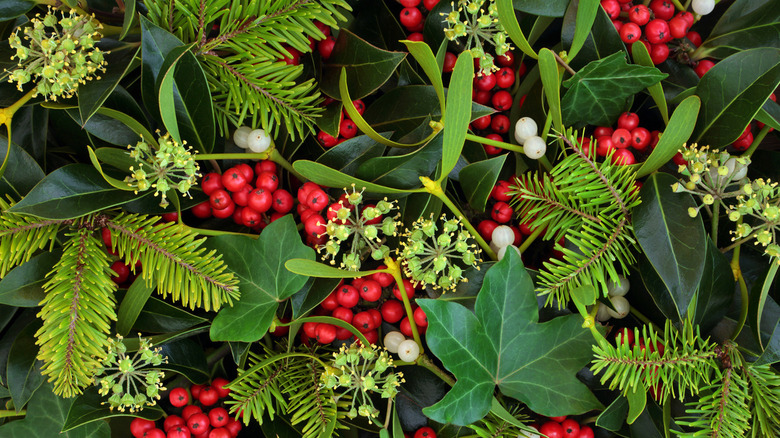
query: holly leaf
[
  {"left": 417, "top": 250, "right": 602, "bottom": 426},
  {"left": 206, "top": 215, "right": 315, "bottom": 342},
  {"left": 0, "top": 381, "right": 110, "bottom": 438},
  {"left": 561, "top": 52, "right": 667, "bottom": 126}
]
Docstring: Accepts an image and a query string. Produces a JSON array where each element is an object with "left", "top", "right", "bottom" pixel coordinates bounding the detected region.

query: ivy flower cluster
[
  {"left": 399, "top": 214, "right": 481, "bottom": 291},
  {"left": 671, "top": 143, "right": 750, "bottom": 218},
  {"left": 320, "top": 185, "right": 401, "bottom": 271},
  {"left": 322, "top": 343, "right": 403, "bottom": 419},
  {"left": 442, "top": 0, "right": 512, "bottom": 75},
  {"left": 95, "top": 335, "right": 167, "bottom": 413},
  {"left": 727, "top": 178, "right": 780, "bottom": 263},
  {"left": 125, "top": 132, "right": 201, "bottom": 208},
  {"left": 6, "top": 7, "right": 106, "bottom": 100}
]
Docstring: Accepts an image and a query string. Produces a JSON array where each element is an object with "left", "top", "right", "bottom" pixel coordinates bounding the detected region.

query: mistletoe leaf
[
  {"left": 441, "top": 51, "right": 474, "bottom": 177},
  {"left": 0, "top": 381, "right": 110, "bottom": 438},
  {"left": 418, "top": 250, "right": 601, "bottom": 426},
  {"left": 8, "top": 164, "right": 142, "bottom": 219},
  {"left": 634, "top": 172, "right": 706, "bottom": 321},
  {"left": 207, "top": 215, "right": 315, "bottom": 342},
  {"left": 561, "top": 52, "right": 667, "bottom": 126}
]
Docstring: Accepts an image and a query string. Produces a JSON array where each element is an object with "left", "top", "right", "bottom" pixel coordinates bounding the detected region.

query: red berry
[
  {"left": 169, "top": 387, "right": 190, "bottom": 407},
  {"left": 318, "top": 37, "right": 336, "bottom": 60},
  {"left": 619, "top": 22, "right": 642, "bottom": 44},
  {"left": 549, "top": 416, "right": 567, "bottom": 423},
  {"left": 686, "top": 31, "right": 702, "bottom": 47},
  {"left": 423, "top": 0, "right": 440, "bottom": 10},
  {"left": 198, "top": 386, "right": 219, "bottom": 406},
  {"left": 600, "top": 0, "right": 621, "bottom": 19},
  {"left": 649, "top": 0, "right": 675, "bottom": 20},
  {"left": 131, "top": 418, "right": 155, "bottom": 438},
  {"left": 414, "top": 426, "right": 437, "bottom": 438},
  {"left": 540, "top": 421, "right": 565, "bottom": 438},
  {"left": 221, "top": 168, "right": 247, "bottom": 192},
  {"left": 110, "top": 261, "right": 130, "bottom": 284},
  {"left": 189, "top": 384, "right": 204, "bottom": 400},
  {"left": 614, "top": 327, "right": 635, "bottom": 346},
  {"left": 477, "top": 219, "right": 499, "bottom": 240},
  {"left": 225, "top": 420, "right": 242, "bottom": 437},
  {"left": 317, "top": 130, "right": 338, "bottom": 148},
  {"left": 668, "top": 17, "right": 690, "bottom": 40},
  {"left": 182, "top": 404, "right": 202, "bottom": 420},
  {"left": 211, "top": 377, "right": 230, "bottom": 399},
  {"left": 359, "top": 279, "right": 383, "bottom": 302},
  {"left": 672, "top": 151, "right": 687, "bottom": 166},
  {"left": 303, "top": 214, "right": 326, "bottom": 239},
  {"left": 353, "top": 311, "right": 375, "bottom": 331},
  {"left": 491, "top": 180, "right": 513, "bottom": 202},
  {"left": 577, "top": 426, "right": 595, "bottom": 438},
  {"left": 413, "top": 306, "right": 428, "bottom": 327},
  {"left": 491, "top": 201, "right": 513, "bottom": 223},
  {"left": 339, "top": 118, "right": 358, "bottom": 139},
  {"left": 596, "top": 136, "right": 615, "bottom": 157},
  {"left": 337, "top": 284, "right": 360, "bottom": 308},
  {"left": 631, "top": 127, "right": 651, "bottom": 151},
  {"left": 332, "top": 306, "right": 354, "bottom": 324},
  {"left": 645, "top": 19, "right": 670, "bottom": 45},
  {"left": 491, "top": 90, "right": 513, "bottom": 111},
  {"left": 611, "top": 128, "right": 633, "bottom": 148},
  {"left": 208, "top": 428, "right": 231, "bottom": 438},
  {"left": 694, "top": 59, "right": 715, "bottom": 78},
  {"left": 399, "top": 7, "right": 423, "bottom": 29},
  {"left": 732, "top": 132, "right": 753, "bottom": 151},
  {"left": 281, "top": 46, "right": 300, "bottom": 65},
  {"left": 612, "top": 148, "right": 636, "bottom": 165},
  {"left": 142, "top": 429, "right": 165, "bottom": 438},
  {"left": 315, "top": 323, "right": 337, "bottom": 343},
  {"left": 381, "top": 299, "right": 405, "bottom": 323},
  {"left": 165, "top": 415, "right": 186, "bottom": 432},
  {"left": 208, "top": 407, "right": 229, "bottom": 428},
  {"left": 303, "top": 321, "right": 320, "bottom": 338},
  {"left": 209, "top": 189, "right": 231, "bottom": 211},
  {"left": 247, "top": 188, "right": 273, "bottom": 213},
  {"left": 367, "top": 308, "right": 382, "bottom": 328},
  {"left": 495, "top": 67, "right": 515, "bottom": 89},
  {"left": 372, "top": 267, "right": 395, "bottom": 287},
  {"left": 400, "top": 316, "right": 413, "bottom": 336},
  {"left": 496, "top": 50, "right": 515, "bottom": 67},
  {"left": 271, "top": 189, "right": 294, "bottom": 214},
  {"left": 200, "top": 173, "right": 224, "bottom": 196},
  {"left": 443, "top": 52, "right": 457, "bottom": 73},
  {"left": 473, "top": 89, "right": 492, "bottom": 105},
  {"left": 393, "top": 279, "right": 415, "bottom": 300},
  {"left": 240, "top": 207, "right": 262, "bottom": 228},
  {"left": 255, "top": 171, "right": 279, "bottom": 192},
  {"left": 471, "top": 114, "right": 491, "bottom": 130},
  {"left": 407, "top": 32, "right": 424, "bottom": 42},
  {"left": 161, "top": 212, "right": 179, "bottom": 223},
  {"left": 475, "top": 72, "right": 497, "bottom": 91},
  {"left": 612, "top": 19, "right": 623, "bottom": 32},
  {"left": 593, "top": 126, "right": 613, "bottom": 138},
  {"left": 168, "top": 426, "right": 190, "bottom": 438},
  {"left": 490, "top": 114, "right": 510, "bottom": 134},
  {"left": 628, "top": 4, "right": 651, "bottom": 25},
  {"left": 186, "top": 413, "right": 210, "bottom": 435},
  {"left": 617, "top": 112, "right": 640, "bottom": 131},
  {"left": 649, "top": 43, "right": 670, "bottom": 65},
  {"left": 561, "top": 418, "right": 580, "bottom": 438},
  {"left": 305, "top": 189, "right": 329, "bottom": 211}
]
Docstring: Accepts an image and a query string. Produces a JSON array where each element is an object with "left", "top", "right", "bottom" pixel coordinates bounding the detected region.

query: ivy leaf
[
  {"left": 0, "top": 381, "right": 110, "bottom": 438},
  {"left": 561, "top": 52, "right": 667, "bottom": 126},
  {"left": 206, "top": 215, "right": 315, "bottom": 342},
  {"left": 417, "top": 250, "right": 601, "bottom": 426}
]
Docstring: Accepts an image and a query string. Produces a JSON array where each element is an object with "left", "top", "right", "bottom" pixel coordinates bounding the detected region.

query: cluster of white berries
[
  {"left": 383, "top": 331, "right": 420, "bottom": 362},
  {"left": 232, "top": 126, "right": 272, "bottom": 153},
  {"left": 595, "top": 275, "right": 631, "bottom": 321},
  {"left": 514, "top": 117, "right": 547, "bottom": 160},
  {"left": 489, "top": 225, "right": 521, "bottom": 261}
]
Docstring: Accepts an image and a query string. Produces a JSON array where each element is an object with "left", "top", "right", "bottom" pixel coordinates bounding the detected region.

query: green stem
[
  {"left": 669, "top": 0, "right": 686, "bottom": 12},
  {"left": 268, "top": 148, "right": 306, "bottom": 182},
  {"left": 183, "top": 225, "right": 257, "bottom": 238},
  {"left": 711, "top": 200, "right": 720, "bottom": 243},
  {"left": 517, "top": 221, "right": 545, "bottom": 254},
  {"left": 195, "top": 153, "right": 268, "bottom": 160},
  {"left": 630, "top": 306, "right": 657, "bottom": 329},
  {"left": 384, "top": 257, "right": 423, "bottom": 352},
  {"left": 744, "top": 123, "right": 771, "bottom": 157},
  {"left": 0, "top": 410, "right": 25, "bottom": 418},
  {"left": 464, "top": 133, "right": 525, "bottom": 154},
  {"left": 422, "top": 177, "right": 497, "bottom": 260},
  {"left": 730, "top": 236, "right": 749, "bottom": 340},
  {"left": 416, "top": 354, "right": 455, "bottom": 386}
]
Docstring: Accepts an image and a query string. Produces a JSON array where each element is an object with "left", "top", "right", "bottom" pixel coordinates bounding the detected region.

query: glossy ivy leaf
[
  {"left": 562, "top": 4, "right": 625, "bottom": 70},
  {"left": 8, "top": 164, "right": 144, "bottom": 219},
  {"left": 691, "top": 237, "right": 734, "bottom": 334},
  {"left": 321, "top": 29, "right": 406, "bottom": 100},
  {"left": 0, "top": 0, "right": 34, "bottom": 21},
  {"left": 562, "top": 52, "right": 667, "bottom": 127},
  {"left": 693, "top": 48, "right": 780, "bottom": 147},
  {"left": 207, "top": 215, "right": 315, "bottom": 342},
  {"left": 7, "top": 321, "right": 43, "bottom": 411},
  {"left": 316, "top": 134, "right": 388, "bottom": 177},
  {"left": 634, "top": 173, "right": 706, "bottom": 322},
  {"left": 440, "top": 51, "right": 474, "bottom": 178},
  {"left": 459, "top": 154, "right": 507, "bottom": 213},
  {"left": 0, "top": 381, "right": 110, "bottom": 438},
  {"left": 0, "top": 250, "right": 59, "bottom": 307},
  {"left": 417, "top": 250, "right": 601, "bottom": 426},
  {"left": 697, "top": 0, "right": 780, "bottom": 60},
  {"left": 0, "top": 137, "right": 44, "bottom": 199},
  {"left": 356, "top": 133, "right": 443, "bottom": 189},
  {"left": 63, "top": 387, "right": 163, "bottom": 432},
  {"left": 78, "top": 45, "right": 141, "bottom": 125}
]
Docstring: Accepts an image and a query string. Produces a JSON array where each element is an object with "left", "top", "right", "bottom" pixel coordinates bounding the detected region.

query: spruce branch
[
  {"left": 0, "top": 197, "right": 66, "bottom": 276},
  {"left": 225, "top": 348, "right": 290, "bottom": 425},
  {"left": 744, "top": 364, "right": 780, "bottom": 437},
  {"left": 288, "top": 355, "right": 345, "bottom": 438},
  {"left": 103, "top": 213, "right": 239, "bottom": 311},
  {"left": 35, "top": 223, "right": 117, "bottom": 398}
]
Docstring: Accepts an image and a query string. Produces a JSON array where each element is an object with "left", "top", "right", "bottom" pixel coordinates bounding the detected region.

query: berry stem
[
  {"left": 383, "top": 257, "right": 423, "bottom": 352},
  {"left": 517, "top": 220, "right": 545, "bottom": 254},
  {"left": 465, "top": 133, "right": 525, "bottom": 154},
  {"left": 552, "top": 51, "right": 576, "bottom": 76},
  {"left": 0, "top": 410, "right": 26, "bottom": 418},
  {"left": 711, "top": 200, "right": 720, "bottom": 242},
  {"left": 421, "top": 177, "right": 497, "bottom": 260},
  {"left": 744, "top": 123, "right": 771, "bottom": 157}
]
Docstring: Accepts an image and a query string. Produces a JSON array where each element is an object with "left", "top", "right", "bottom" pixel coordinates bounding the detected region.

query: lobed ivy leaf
[
  {"left": 206, "top": 215, "right": 315, "bottom": 342},
  {"left": 417, "top": 250, "right": 601, "bottom": 426},
  {"left": 561, "top": 52, "right": 667, "bottom": 127}
]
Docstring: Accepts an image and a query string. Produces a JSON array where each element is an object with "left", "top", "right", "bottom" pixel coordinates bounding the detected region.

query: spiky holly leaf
[{"left": 417, "top": 250, "right": 602, "bottom": 426}]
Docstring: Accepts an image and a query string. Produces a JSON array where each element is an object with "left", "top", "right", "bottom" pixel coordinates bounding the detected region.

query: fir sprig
[
  {"left": 508, "top": 130, "right": 640, "bottom": 305},
  {"left": 35, "top": 223, "right": 117, "bottom": 398},
  {"left": 0, "top": 197, "right": 65, "bottom": 276},
  {"left": 103, "top": 213, "right": 239, "bottom": 311}
]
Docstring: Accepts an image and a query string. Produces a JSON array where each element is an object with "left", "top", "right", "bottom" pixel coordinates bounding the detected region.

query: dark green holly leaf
[
  {"left": 7, "top": 321, "right": 43, "bottom": 411},
  {"left": 78, "top": 45, "right": 141, "bottom": 125},
  {"left": 0, "top": 137, "right": 44, "bottom": 199},
  {"left": 561, "top": 52, "right": 667, "bottom": 127},
  {"left": 116, "top": 277, "right": 156, "bottom": 336},
  {"left": 634, "top": 173, "right": 706, "bottom": 322},
  {"left": 596, "top": 396, "right": 628, "bottom": 431},
  {"left": 459, "top": 154, "right": 507, "bottom": 213},
  {"left": 139, "top": 16, "right": 185, "bottom": 123},
  {"left": 0, "top": 250, "right": 59, "bottom": 307},
  {"left": 65, "top": 109, "right": 140, "bottom": 147},
  {"left": 417, "top": 250, "right": 601, "bottom": 426},
  {"left": 157, "top": 338, "right": 209, "bottom": 384},
  {"left": 395, "top": 366, "right": 450, "bottom": 432},
  {"left": 356, "top": 133, "right": 443, "bottom": 189},
  {"left": 9, "top": 105, "right": 48, "bottom": 163},
  {"left": 315, "top": 102, "right": 343, "bottom": 138},
  {"left": 316, "top": 134, "right": 387, "bottom": 176},
  {"left": 320, "top": 29, "right": 406, "bottom": 100},
  {"left": 8, "top": 164, "right": 144, "bottom": 219},
  {"left": 693, "top": 48, "right": 780, "bottom": 147},
  {"left": 513, "top": 0, "right": 568, "bottom": 17},
  {"left": 206, "top": 215, "right": 315, "bottom": 342},
  {"left": 132, "top": 296, "right": 207, "bottom": 333},
  {"left": 698, "top": 0, "right": 780, "bottom": 59},
  {"left": 399, "top": 192, "right": 443, "bottom": 226},
  {"left": 0, "top": 381, "right": 110, "bottom": 438},
  {"left": 0, "top": 0, "right": 34, "bottom": 22},
  {"left": 691, "top": 238, "right": 734, "bottom": 334},
  {"left": 62, "top": 387, "right": 163, "bottom": 432}
]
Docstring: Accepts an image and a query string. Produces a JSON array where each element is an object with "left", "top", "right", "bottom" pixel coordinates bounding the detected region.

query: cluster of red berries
[
  {"left": 403, "top": 426, "right": 436, "bottom": 438},
  {"left": 532, "top": 415, "right": 595, "bottom": 438},
  {"left": 467, "top": 51, "right": 527, "bottom": 155},
  {"left": 129, "top": 379, "right": 241, "bottom": 438},
  {"left": 190, "top": 160, "right": 294, "bottom": 231},
  {"left": 282, "top": 270, "right": 429, "bottom": 345},
  {"left": 315, "top": 98, "right": 364, "bottom": 148},
  {"left": 603, "top": 0, "right": 699, "bottom": 65},
  {"left": 580, "top": 111, "right": 662, "bottom": 166},
  {"left": 397, "top": 0, "right": 442, "bottom": 39}
]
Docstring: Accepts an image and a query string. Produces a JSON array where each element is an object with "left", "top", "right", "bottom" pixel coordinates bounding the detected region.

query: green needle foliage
[
  {"left": 145, "top": 0, "right": 351, "bottom": 139},
  {"left": 0, "top": 197, "right": 64, "bottom": 276},
  {"left": 36, "top": 224, "right": 117, "bottom": 398},
  {"left": 508, "top": 130, "right": 641, "bottom": 305}
]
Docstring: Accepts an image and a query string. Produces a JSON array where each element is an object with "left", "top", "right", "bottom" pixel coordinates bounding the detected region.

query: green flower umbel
[
  {"left": 125, "top": 132, "right": 201, "bottom": 208},
  {"left": 95, "top": 335, "right": 167, "bottom": 413},
  {"left": 442, "top": 0, "right": 512, "bottom": 75},
  {"left": 6, "top": 7, "right": 106, "bottom": 100},
  {"left": 399, "top": 214, "right": 481, "bottom": 291}
]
